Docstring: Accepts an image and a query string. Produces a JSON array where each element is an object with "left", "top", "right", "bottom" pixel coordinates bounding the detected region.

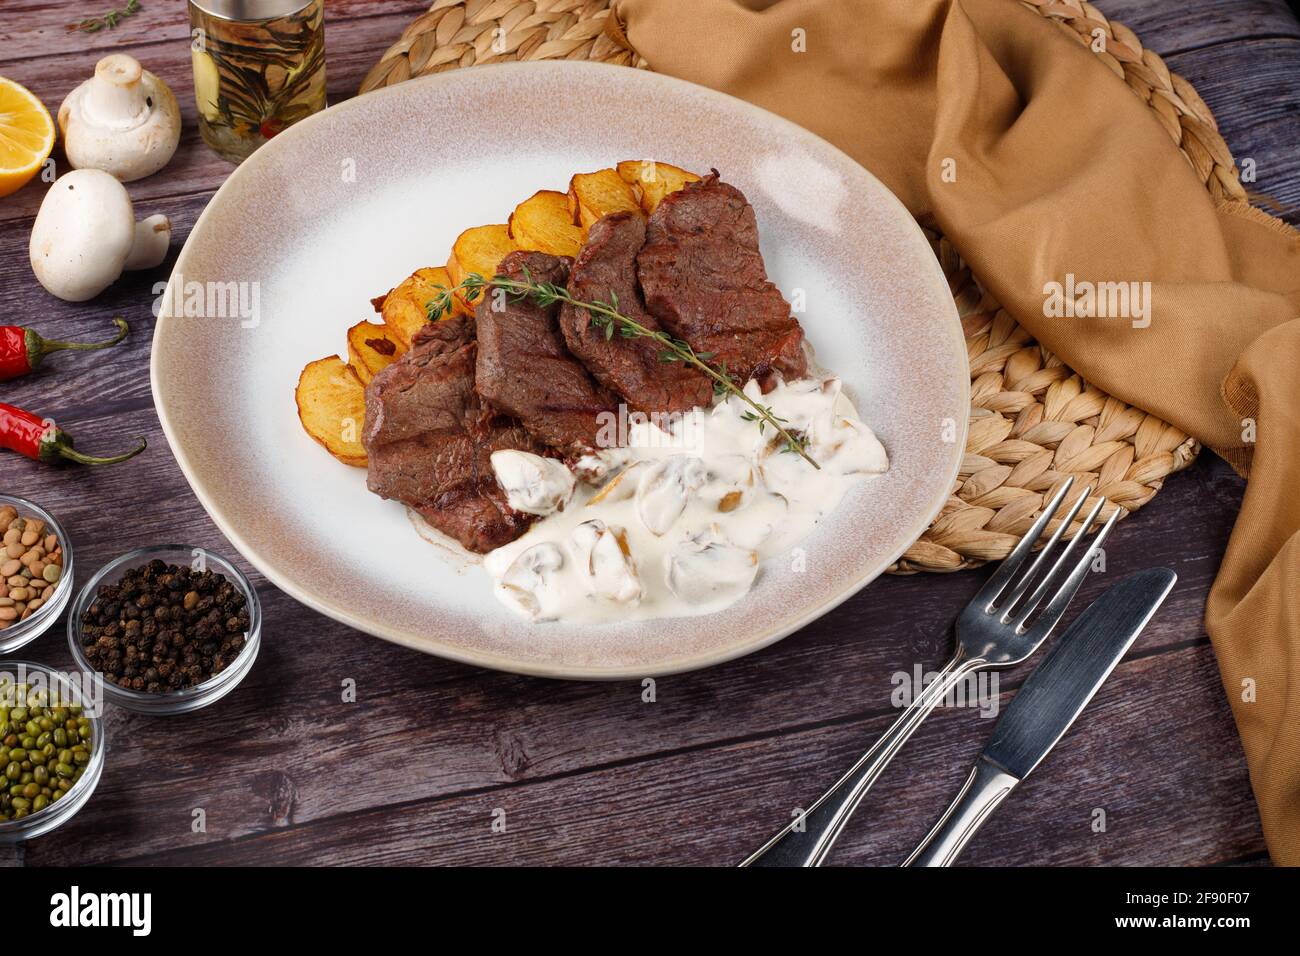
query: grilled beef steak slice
[
  {"left": 559, "top": 212, "right": 713, "bottom": 415},
  {"left": 637, "top": 172, "right": 806, "bottom": 389},
  {"left": 363, "top": 315, "right": 541, "bottom": 554},
  {"left": 475, "top": 250, "right": 618, "bottom": 456}
]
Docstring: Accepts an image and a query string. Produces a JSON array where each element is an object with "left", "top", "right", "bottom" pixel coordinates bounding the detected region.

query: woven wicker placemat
[{"left": 360, "top": 0, "right": 1225, "bottom": 574}]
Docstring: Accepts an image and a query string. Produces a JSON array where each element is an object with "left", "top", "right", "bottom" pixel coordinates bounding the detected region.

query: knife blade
[{"left": 903, "top": 566, "right": 1177, "bottom": 867}]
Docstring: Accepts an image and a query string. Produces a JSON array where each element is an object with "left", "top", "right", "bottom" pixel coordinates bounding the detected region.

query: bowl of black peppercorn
[{"left": 67, "top": 546, "right": 262, "bottom": 715}]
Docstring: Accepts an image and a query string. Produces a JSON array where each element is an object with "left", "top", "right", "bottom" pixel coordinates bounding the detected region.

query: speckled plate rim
[{"left": 152, "top": 61, "right": 969, "bottom": 680}]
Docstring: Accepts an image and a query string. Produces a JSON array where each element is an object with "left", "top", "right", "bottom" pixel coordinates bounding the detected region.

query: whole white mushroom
[
  {"left": 29, "top": 169, "right": 171, "bottom": 302},
  {"left": 58, "top": 53, "right": 181, "bottom": 182}
]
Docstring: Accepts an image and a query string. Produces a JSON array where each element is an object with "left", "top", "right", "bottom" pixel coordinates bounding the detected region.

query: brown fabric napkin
[{"left": 619, "top": 0, "right": 1300, "bottom": 863}]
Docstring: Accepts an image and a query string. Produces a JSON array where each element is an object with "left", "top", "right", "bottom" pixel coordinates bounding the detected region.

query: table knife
[{"left": 903, "top": 566, "right": 1177, "bottom": 867}]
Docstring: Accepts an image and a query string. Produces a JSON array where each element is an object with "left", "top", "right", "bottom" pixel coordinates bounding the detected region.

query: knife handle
[{"left": 903, "top": 757, "right": 1019, "bottom": 867}]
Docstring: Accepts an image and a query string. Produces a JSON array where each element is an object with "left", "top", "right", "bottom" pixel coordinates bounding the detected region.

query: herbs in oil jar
[{"left": 188, "top": 0, "right": 326, "bottom": 164}]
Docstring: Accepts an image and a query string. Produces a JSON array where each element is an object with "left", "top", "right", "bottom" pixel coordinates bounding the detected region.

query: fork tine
[
  {"left": 1010, "top": 495, "right": 1106, "bottom": 629},
  {"left": 973, "top": 476, "right": 1075, "bottom": 611},
  {"left": 1014, "top": 498, "right": 1119, "bottom": 633},
  {"left": 996, "top": 483, "right": 1093, "bottom": 622}
]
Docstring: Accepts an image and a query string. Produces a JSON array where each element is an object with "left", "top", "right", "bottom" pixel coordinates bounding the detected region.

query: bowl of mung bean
[
  {"left": 68, "top": 545, "right": 261, "bottom": 715},
  {"left": 0, "top": 495, "right": 74, "bottom": 655},
  {"left": 0, "top": 662, "right": 104, "bottom": 842}
]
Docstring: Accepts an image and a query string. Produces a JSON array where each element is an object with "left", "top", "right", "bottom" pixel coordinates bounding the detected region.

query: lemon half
[{"left": 0, "top": 77, "right": 55, "bottom": 199}]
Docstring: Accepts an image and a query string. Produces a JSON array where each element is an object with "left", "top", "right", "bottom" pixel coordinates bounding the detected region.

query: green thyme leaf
[{"left": 433, "top": 271, "right": 820, "bottom": 468}]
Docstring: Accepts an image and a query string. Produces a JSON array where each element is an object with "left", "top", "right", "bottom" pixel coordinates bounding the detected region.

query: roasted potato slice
[
  {"left": 567, "top": 169, "right": 642, "bottom": 230},
  {"left": 446, "top": 224, "right": 516, "bottom": 312},
  {"left": 616, "top": 160, "right": 701, "bottom": 214},
  {"left": 381, "top": 266, "right": 452, "bottom": 348},
  {"left": 296, "top": 356, "right": 368, "bottom": 467},
  {"left": 347, "top": 321, "right": 400, "bottom": 385},
  {"left": 509, "top": 190, "right": 585, "bottom": 258}
]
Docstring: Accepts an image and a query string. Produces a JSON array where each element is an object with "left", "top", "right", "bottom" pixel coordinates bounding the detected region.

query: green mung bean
[{"left": 0, "top": 683, "right": 92, "bottom": 822}]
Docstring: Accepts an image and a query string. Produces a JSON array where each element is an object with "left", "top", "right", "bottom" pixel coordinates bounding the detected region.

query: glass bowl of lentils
[
  {"left": 0, "top": 662, "right": 105, "bottom": 843},
  {"left": 0, "top": 495, "right": 74, "bottom": 655},
  {"left": 67, "top": 545, "right": 261, "bottom": 715}
]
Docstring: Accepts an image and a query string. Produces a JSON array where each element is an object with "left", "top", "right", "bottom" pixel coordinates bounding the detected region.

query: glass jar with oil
[{"left": 188, "top": 0, "right": 327, "bottom": 164}]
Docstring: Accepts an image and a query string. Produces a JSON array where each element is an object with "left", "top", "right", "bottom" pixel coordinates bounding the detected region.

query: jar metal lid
[{"left": 188, "top": 0, "right": 316, "bottom": 21}]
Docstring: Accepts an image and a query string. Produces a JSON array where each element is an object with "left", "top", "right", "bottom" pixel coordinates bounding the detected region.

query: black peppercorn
[{"left": 80, "top": 562, "right": 249, "bottom": 693}]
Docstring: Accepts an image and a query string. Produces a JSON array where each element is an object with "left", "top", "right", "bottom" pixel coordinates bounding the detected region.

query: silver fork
[{"left": 740, "top": 476, "right": 1119, "bottom": 867}]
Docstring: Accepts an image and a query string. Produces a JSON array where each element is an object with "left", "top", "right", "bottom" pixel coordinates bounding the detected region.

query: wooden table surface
[{"left": 1, "top": 0, "right": 1296, "bottom": 866}]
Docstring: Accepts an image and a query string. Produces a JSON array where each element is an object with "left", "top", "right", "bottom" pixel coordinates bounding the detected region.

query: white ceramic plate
[{"left": 152, "top": 62, "right": 968, "bottom": 679}]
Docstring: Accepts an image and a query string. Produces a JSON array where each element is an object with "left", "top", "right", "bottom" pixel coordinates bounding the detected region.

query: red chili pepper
[
  {"left": 0, "top": 318, "right": 129, "bottom": 382},
  {"left": 0, "top": 403, "right": 145, "bottom": 466}
]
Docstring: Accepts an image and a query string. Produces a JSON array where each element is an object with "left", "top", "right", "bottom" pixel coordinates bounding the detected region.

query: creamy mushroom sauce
[{"left": 482, "top": 375, "right": 888, "bottom": 623}]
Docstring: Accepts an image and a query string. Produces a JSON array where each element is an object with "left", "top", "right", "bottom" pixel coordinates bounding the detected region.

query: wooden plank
[
  {"left": 1095, "top": 0, "right": 1300, "bottom": 54},
  {"left": 0, "top": 62, "right": 1260, "bottom": 862},
  {"left": 1, "top": 0, "right": 1284, "bottom": 868},
  {"left": 4, "top": 1, "right": 1298, "bottom": 229},
  {"left": 45, "top": 642, "right": 1258, "bottom": 866},
  {"left": 0, "top": 0, "right": 429, "bottom": 67},
  {"left": 2, "top": 0, "right": 1295, "bottom": 71},
  {"left": 0, "top": 7, "right": 429, "bottom": 224},
  {"left": 1165, "top": 38, "right": 1300, "bottom": 222},
  {"left": 8, "top": 403, "right": 1250, "bottom": 864},
  {"left": 0, "top": 192, "right": 205, "bottom": 416}
]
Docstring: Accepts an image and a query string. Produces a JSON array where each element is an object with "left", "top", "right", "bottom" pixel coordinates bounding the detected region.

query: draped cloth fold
[{"left": 619, "top": 0, "right": 1300, "bottom": 863}]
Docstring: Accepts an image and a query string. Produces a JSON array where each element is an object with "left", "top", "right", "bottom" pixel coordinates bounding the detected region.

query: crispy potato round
[
  {"left": 347, "top": 321, "right": 401, "bottom": 385},
  {"left": 509, "top": 190, "right": 585, "bottom": 258},
  {"left": 381, "top": 266, "right": 453, "bottom": 347},
  {"left": 616, "top": 160, "right": 701, "bottom": 214},
  {"left": 298, "top": 159, "right": 701, "bottom": 469},
  {"left": 446, "top": 224, "right": 516, "bottom": 312},
  {"left": 296, "top": 356, "right": 368, "bottom": 467},
  {"left": 567, "top": 169, "right": 642, "bottom": 230}
]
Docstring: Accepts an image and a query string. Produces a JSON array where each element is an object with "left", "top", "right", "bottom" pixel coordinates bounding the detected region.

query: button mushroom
[
  {"left": 496, "top": 543, "right": 566, "bottom": 621},
  {"left": 569, "top": 519, "right": 642, "bottom": 606},
  {"left": 665, "top": 525, "right": 759, "bottom": 606},
  {"left": 490, "top": 450, "right": 576, "bottom": 517},
  {"left": 586, "top": 460, "right": 648, "bottom": 507},
  {"left": 635, "top": 455, "right": 708, "bottom": 536},
  {"left": 29, "top": 169, "right": 171, "bottom": 302},
  {"left": 58, "top": 53, "right": 180, "bottom": 182}
]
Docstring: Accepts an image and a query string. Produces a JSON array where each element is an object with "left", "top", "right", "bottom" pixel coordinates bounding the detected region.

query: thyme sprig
[
  {"left": 427, "top": 272, "right": 818, "bottom": 469},
  {"left": 76, "top": 0, "right": 141, "bottom": 33}
]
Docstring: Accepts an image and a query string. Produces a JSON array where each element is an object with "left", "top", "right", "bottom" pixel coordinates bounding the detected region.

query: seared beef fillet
[
  {"left": 559, "top": 212, "right": 712, "bottom": 415},
  {"left": 363, "top": 316, "right": 542, "bottom": 553},
  {"left": 476, "top": 251, "right": 618, "bottom": 455},
  {"left": 637, "top": 172, "right": 806, "bottom": 388}
]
